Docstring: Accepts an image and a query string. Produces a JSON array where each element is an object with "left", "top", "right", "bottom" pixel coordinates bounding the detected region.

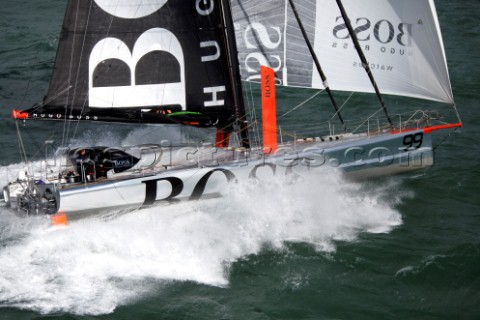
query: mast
[
  {"left": 288, "top": 0, "right": 347, "bottom": 132},
  {"left": 335, "top": 0, "right": 393, "bottom": 128},
  {"left": 219, "top": 0, "right": 250, "bottom": 148}
]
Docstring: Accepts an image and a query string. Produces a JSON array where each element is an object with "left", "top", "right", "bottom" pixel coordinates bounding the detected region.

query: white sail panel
[
  {"left": 313, "top": 0, "right": 453, "bottom": 104},
  {"left": 232, "top": 0, "right": 454, "bottom": 104}
]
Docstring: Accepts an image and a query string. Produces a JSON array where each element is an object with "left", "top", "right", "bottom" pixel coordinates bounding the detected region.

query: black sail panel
[{"left": 24, "top": 0, "right": 236, "bottom": 127}]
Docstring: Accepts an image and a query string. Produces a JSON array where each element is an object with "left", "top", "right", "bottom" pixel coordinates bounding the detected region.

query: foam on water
[
  {"left": 0, "top": 161, "right": 406, "bottom": 315},
  {"left": 0, "top": 126, "right": 409, "bottom": 315}
]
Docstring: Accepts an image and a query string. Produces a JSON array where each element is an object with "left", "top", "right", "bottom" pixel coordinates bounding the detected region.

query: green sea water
[{"left": 0, "top": 0, "right": 479, "bottom": 319}]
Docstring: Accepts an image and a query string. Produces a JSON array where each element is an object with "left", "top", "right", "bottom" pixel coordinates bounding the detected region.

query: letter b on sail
[
  {"left": 94, "top": 0, "right": 168, "bottom": 19},
  {"left": 89, "top": 28, "right": 186, "bottom": 109}
]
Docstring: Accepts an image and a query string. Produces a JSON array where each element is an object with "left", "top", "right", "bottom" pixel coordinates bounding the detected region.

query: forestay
[{"left": 232, "top": 0, "right": 454, "bottom": 104}]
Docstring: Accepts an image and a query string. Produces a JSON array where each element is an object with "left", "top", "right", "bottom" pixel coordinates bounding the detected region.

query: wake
[{"left": 0, "top": 165, "right": 408, "bottom": 315}]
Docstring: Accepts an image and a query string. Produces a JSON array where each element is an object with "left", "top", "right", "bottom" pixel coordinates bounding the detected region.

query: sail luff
[
  {"left": 219, "top": 0, "right": 250, "bottom": 148},
  {"left": 427, "top": 0, "right": 455, "bottom": 106}
]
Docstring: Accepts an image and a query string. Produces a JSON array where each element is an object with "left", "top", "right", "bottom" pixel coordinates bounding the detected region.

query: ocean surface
[{"left": 0, "top": 0, "right": 479, "bottom": 319}]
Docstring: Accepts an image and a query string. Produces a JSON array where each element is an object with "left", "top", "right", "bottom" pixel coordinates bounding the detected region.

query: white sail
[{"left": 232, "top": 0, "right": 454, "bottom": 104}]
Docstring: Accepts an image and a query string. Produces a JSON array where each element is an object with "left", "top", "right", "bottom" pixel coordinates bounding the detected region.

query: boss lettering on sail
[
  {"left": 242, "top": 22, "right": 283, "bottom": 84},
  {"left": 332, "top": 17, "right": 412, "bottom": 55},
  {"left": 90, "top": 0, "right": 225, "bottom": 110}
]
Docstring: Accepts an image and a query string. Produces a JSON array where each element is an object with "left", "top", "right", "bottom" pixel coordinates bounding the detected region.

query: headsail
[
  {"left": 20, "top": 0, "right": 239, "bottom": 127},
  {"left": 232, "top": 0, "right": 454, "bottom": 104}
]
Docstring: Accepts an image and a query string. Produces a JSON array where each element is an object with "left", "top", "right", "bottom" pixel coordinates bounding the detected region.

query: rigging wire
[
  {"left": 20, "top": 52, "right": 39, "bottom": 106},
  {"left": 452, "top": 103, "right": 463, "bottom": 125},
  {"left": 220, "top": 0, "right": 251, "bottom": 149},
  {"left": 433, "top": 127, "right": 461, "bottom": 151},
  {"left": 288, "top": 0, "right": 347, "bottom": 132},
  {"left": 278, "top": 89, "right": 324, "bottom": 119},
  {"left": 330, "top": 92, "right": 354, "bottom": 121},
  {"left": 14, "top": 51, "right": 40, "bottom": 171},
  {"left": 15, "top": 121, "right": 29, "bottom": 167},
  {"left": 67, "top": 0, "right": 94, "bottom": 144},
  {"left": 350, "top": 108, "right": 385, "bottom": 134},
  {"left": 335, "top": 0, "right": 393, "bottom": 128},
  {"left": 244, "top": 80, "right": 261, "bottom": 148},
  {"left": 62, "top": 0, "right": 81, "bottom": 147}
]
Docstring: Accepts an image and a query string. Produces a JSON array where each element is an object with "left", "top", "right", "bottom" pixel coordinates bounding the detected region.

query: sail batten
[{"left": 232, "top": 0, "right": 454, "bottom": 105}]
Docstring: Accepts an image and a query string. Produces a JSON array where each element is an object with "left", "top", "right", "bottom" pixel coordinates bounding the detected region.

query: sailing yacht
[{"left": 3, "top": 0, "right": 461, "bottom": 222}]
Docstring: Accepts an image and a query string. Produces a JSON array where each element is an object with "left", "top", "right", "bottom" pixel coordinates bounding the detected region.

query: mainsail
[
  {"left": 232, "top": 0, "right": 454, "bottom": 104},
  {"left": 19, "top": 0, "right": 240, "bottom": 127}
]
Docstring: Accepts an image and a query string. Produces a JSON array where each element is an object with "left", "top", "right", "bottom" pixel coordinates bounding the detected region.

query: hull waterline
[{"left": 4, "top": 129, "right": 434, "bottom": 222}]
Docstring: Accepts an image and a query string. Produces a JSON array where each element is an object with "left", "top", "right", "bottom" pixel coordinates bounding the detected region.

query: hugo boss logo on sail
[
  {"left": 263, "top": 71, "right": 273, "bottom": 99},
  {"left": 241, "top": 22, "right": 283, "bottom": 84},
  {"left": 29, "top": 0, "right": 236, "bottom": 123},
  {"left": 231, "top": 1, "right": 285, "bottom": 85},
  {"left": 31, "top": 113, "right": 99, "bottom": 120},
  {"left": 332, "top": 17, "right": 413, "bottom": 56},
  {"left": 89, "top": 0, "right": 228, "bottom": 111}
]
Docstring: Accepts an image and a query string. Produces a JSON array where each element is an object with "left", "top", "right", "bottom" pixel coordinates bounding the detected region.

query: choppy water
[{"left": 0, "top": 0, "right": 479, "bottom": 319}]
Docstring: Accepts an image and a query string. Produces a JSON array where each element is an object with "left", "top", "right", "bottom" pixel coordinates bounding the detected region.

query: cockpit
[{"left": 68, "top": 147, "right": 140, "bottom": 182}]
